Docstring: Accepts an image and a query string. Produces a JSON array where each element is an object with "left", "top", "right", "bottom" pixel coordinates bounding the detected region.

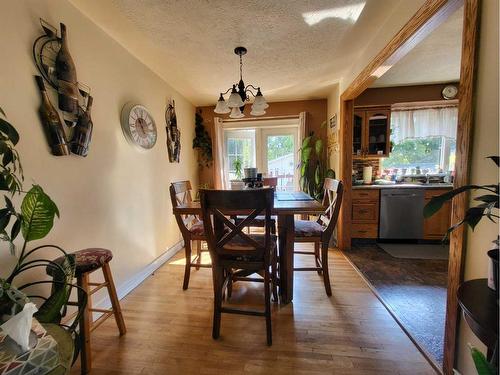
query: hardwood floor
[{"left": 70, "top": 244, "right": 436, "bottom": 374}]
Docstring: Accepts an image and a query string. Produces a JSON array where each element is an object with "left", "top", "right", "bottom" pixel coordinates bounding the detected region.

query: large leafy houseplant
[
  {"left": 192, "top": 110, "right": 213, "bottom": 168},
  {"left": 0, "top": 106, "right": 85, "bottom": 332},
  {"left": 298, "top": 123, "right": 335, "bottom": 201}
]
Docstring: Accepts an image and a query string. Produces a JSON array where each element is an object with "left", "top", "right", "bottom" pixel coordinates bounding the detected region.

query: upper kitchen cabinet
[{"left": 353, "top": 107, "right": 391, "bottom": 158}]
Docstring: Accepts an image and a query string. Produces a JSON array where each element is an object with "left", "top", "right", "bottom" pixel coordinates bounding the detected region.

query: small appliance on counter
[
  {"left": 243, "top": 168, "right": 264, "bottom": 188},
  {"left": 363, "top": 166, "right": 373, "bottom": 184}
]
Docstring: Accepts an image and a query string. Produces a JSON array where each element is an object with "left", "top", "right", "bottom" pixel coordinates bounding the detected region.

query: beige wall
[
  {"left": 327, "top": 84, "right": 340, "bottom": 174},
  {"left": 0, "top": 1, "right": 197, "bottom": 295},
  {"left": 457, "top": 0, "right": 499, "bottom": 373}
]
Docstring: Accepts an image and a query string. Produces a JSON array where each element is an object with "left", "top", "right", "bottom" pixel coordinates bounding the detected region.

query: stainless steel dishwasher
[{"left": 379, "top": 188, "right": 424, "bottom": 239}]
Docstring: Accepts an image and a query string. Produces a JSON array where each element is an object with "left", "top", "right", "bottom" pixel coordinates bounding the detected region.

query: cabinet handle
[
  {"left": 358, "top": 209, "right": 369, "bottom": 214},
  {"left": 358, "top": 230, "right": 367, "bottom": 234}
]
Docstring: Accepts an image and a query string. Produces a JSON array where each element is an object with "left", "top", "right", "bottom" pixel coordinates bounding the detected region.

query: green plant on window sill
[
  {"left": 233, "top": 157, "right": 243, "bottom": 180},
  {"left": 298, "top": 122, "right": 335, "bottom": 201},
  {"left": 0, "top": 106, "right": 86, "bottom": 342}
]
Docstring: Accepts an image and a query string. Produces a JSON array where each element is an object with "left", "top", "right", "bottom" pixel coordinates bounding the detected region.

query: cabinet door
[
  {"left": 353, "top": 111, "right": 365, "bottom": 156},
  {"left": 423, "top": 190, "right": 452, "bottom": 239},
  {"left": 366, "top": 109, "right": 390, "bottom": 157},
  {"left": 352, "top": 202, "right": 379, "bottom": 223}
]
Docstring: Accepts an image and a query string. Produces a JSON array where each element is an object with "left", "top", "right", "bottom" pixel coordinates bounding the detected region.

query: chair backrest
[
  {"left": 262, "top": 177, "right": 278, "bottom": 188},
  {"left": 317, "top": 179, "right": 343, "bottom": 241},
  {"left": 170, "top": 181, "right": 199, "bottom": 237},
  {"left": 200, "top": 188, "right": 274, "bottom": 260}
]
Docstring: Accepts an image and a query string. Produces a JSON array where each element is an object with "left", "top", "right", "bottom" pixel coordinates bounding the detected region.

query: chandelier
[{"left": 214, "top": 47, "right": 268, "bottom": 118}]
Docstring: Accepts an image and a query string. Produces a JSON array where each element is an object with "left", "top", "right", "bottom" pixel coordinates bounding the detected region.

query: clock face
[
  {"left": 442, "top": 85, "right": 458, "bottom": 100},
  {"left": 121, "top": 104, "right": 157, "bottom": 150}
]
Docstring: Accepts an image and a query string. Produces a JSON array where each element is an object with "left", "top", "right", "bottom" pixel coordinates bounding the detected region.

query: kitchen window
[{"left": 382, "top": 101, "right": 458, "bottom": 173}]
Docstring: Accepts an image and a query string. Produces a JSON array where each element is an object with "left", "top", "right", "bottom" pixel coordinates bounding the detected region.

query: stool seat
[{"left": 48, "top": 248, "right": 113, "bottom": 276}]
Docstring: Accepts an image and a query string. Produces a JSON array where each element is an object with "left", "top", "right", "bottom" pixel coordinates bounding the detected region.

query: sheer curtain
[
  {"left": 391, "top": 101, "right": 458, "bottom": 144},
  {"left": 213, "top": 117, "right": 226, "bottom": 189}
]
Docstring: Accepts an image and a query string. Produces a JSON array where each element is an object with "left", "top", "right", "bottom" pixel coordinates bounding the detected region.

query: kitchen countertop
[{"left": 353, "top": 183, "right": 453, "bottom": 190}]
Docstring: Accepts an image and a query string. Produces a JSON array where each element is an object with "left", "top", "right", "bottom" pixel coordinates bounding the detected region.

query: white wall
[
  {"left": 457, "top": 0, "right": 499, "bottom": 373},
  {"left": 0, "top": 1, "right": 198, "bottom": 295}
]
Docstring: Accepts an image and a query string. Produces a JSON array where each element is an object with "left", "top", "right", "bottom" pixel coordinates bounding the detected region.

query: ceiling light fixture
[{"left": 214, "top": 47, "right": 268, "bottom": 118}]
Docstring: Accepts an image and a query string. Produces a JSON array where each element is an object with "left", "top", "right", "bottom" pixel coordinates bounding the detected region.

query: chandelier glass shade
[{"left": 214, "top": 47, "right": 268, "bottom": 119}]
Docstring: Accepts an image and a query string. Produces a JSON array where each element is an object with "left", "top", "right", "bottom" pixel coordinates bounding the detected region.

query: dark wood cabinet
[
  {"left": 353, "top": 107, "right": 391, "bottom": 158},
  {"left": 351, "top": 189, "right": 379, "bottom": 239}
]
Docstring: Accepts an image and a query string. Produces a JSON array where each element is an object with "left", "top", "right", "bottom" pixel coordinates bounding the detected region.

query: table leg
[{"left": 278, "top": 214, "right": 294, "bottom": 304}]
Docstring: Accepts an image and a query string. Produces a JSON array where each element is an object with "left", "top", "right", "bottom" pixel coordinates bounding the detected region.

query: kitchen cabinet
[
  {"left": 353, "top": 107, "right": 391, "bottom": 158},
  {"left": 351, "top": 189, "right": 379, "bottom": 239},
  {"left": 423, "top": 189, "right": 452, "bottom": 240}
]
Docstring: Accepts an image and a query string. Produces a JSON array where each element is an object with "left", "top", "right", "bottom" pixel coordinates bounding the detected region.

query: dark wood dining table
[{"left": 172, "top": 191, "right": 325, "bottom": 304}]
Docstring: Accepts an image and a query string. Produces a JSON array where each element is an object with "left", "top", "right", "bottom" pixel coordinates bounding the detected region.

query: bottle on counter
[
  {"left": 55, "top": 23, "right": 79, "bottom": 114},
  {"left": 70, "top": 96, "right": 93, "bottom": 156},
  {"left": 35, "top": 75, "right": 70, "bottom": 156}
]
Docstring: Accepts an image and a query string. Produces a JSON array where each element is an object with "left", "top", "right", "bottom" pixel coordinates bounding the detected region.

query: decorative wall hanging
[
  {"left": 213, "top": 47, "right": 268, "bottom": 119},
  {"left": 165, "top": 100, "right": 180, "bottom": 162},
  {"left": 120, "top": 103, "right": 157, "bottom": 150},
  {"left": 33, "top": 19, "right": 93, "bottom": 157},
  {"left": 192, "top": 110, "right": 213, "bottom": 167}
]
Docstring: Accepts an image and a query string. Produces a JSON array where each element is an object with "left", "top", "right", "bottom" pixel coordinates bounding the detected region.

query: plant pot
[{"left": 487, "top": 248, "right": 499, "bottom": 292}]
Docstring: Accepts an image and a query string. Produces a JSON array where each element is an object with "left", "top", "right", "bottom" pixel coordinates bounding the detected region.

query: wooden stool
[{"left": 49, "top": 248, "right": 126, "bottom": 373}]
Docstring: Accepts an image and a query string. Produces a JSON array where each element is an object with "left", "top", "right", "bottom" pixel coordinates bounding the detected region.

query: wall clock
[
  {"left": 120, "top": 103, "right": 157, "bottom": 150},
  {"left": 442, "top": 85, "right": 458, "bottom": 100}
]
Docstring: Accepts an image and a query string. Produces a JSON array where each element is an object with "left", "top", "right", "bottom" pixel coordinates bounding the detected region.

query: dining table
[{"left": 172, "top": 190, "right": 325, "bottom": 304}]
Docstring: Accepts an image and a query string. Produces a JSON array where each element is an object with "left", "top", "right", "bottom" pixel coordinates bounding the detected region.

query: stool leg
[
  {"left": 77, "top": 273, "right": 92, "bottom": 374},
  {"left": 102, "top": 262, "right": 127, "bottom": 336}
]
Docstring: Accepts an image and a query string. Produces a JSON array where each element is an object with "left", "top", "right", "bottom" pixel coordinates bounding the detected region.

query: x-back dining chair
[
  {"left": 200, "top": 188, "right": 277, "bottom": 345},
  {"left": 293, "top": 178, "right": 343, "bottom": 296},
  {"left": 234, "top": 177, "right": 278, "bottom": 234},
  {"left": 170, "top": 180, "right": 210, "bottom": 290}
]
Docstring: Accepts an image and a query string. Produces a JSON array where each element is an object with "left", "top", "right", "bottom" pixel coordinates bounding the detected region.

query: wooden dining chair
[
  {"left": 293, "top": 179, "right": 343, "bottom": 296},
  {"left": 170, "top": 181, "right": 210, "bottom": 290},
  {"left": 234, "top": 177, "right": 278, "bottom": 234},
  {"left": 200, "top": 188, "right": 277, "bottom": 345}
]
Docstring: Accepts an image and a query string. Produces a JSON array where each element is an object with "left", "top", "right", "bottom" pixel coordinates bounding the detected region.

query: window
[
  {"left": 222, "top": 120, "right": 299, "bottom": 190},
  {"left": 382, "top": 104, "right": 458, "bottom": 173}
]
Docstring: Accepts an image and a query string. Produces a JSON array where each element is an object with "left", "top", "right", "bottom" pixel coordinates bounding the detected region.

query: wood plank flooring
[{"left": 70, "top": 244, "right": 436, "bottom": 374}]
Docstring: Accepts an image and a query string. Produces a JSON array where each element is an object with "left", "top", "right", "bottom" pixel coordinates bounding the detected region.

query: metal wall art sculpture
[
  {"left": 33, "top": 19, "right": 93, "bottom": 157},
  {"left": 165, "top": 100, "right": 180, "bottom": 162}
]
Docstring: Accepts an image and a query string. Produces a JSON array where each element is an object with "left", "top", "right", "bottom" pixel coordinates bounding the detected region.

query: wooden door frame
[{"left": 337, "top": 0, "right": 480, "bottom": 373}]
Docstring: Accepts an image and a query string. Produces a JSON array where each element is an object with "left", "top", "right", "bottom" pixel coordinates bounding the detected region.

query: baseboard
[{"left": 92, "top": 239, "right": 184, "bottom": 316}]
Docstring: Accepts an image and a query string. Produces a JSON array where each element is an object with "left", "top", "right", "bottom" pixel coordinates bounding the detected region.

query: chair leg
[
  {"left": 321, "top": 243, "right": 332, "bottom": 296},
  {"left": 264, "top": 267, "right": 272, "bottom": 346},
  {"left": 77, "top": 273, "right": 92, "bottom": 374},
  {"left": 271, "top": 249, "right": 278, "bottom": 302},
  {"left": 102, "top": 262, "right": 127, "bottom": 336},
  {"left": 271, "top": 223, "right": 276, "bottom": 235},
  {"left": 314, "top": 241, "right": 322, "bottom": 275},
  {"left": 195, "top": 240, "right": 202, "bottom": 271},
  {"left": 183, "top": 239, "right": 192, "bottom": 290},
  {"left": 212, "top": 265, "right": 223, "bottom": 340}
]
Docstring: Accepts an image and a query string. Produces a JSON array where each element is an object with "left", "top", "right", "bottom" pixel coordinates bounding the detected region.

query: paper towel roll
[{"left": 363, "top": 166, "right": 373, "bottom": 184}]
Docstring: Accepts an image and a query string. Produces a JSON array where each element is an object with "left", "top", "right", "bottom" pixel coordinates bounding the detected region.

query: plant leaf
[
  {"left": 474, "top": 194, "right": 500, "bottom": 208},
  {"left": 301, "top": 146, "right": 312, "bottom": 162},
  {"left": 326, "top": 169, "right": 335, "bottom": 179},
  {"left": 0, "top": 118, "right": 19, "bottom": 146},
  {"left": 0, "top": 107, "right": 5, "bottom": 118},
  {"left": 423, "top": 185, "right": 494, "bottom": 218},
  {"left": 301, "top": 136, "right": 312, "bottom": 150},
  {"left": 35, "top": 254, "right": 75, "bottom": 324},
  {"left": 314, "top": 164, "right": 321, "bottom": 185},
  {"left": 10, "top": 217, "right": 21, "bottom": 241},
  {"left": 315, "top": 139, "right": 323, "bottom": 156},
  {"left": 21, "top": 185, "right": 59, "bottom": 242},
  {"left": 470, "top": 346, "right": 496, "bottom": 375}
]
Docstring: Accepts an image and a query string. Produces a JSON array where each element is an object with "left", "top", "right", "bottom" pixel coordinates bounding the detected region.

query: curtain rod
[{"left": 222, "top": 114, "right": 300, "bottom": 123}]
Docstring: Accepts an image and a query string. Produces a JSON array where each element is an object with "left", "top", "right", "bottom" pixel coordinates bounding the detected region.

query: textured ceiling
[
  {"left": 70, "top": 0, "right": 410, "bottom": 105},
  {"left": 373, "top": 6, "right": 463, "bottom": 87}
]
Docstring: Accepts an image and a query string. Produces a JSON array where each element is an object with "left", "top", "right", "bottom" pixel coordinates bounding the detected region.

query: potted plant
[
  {"left": 230, "top": 157, "right": 245, "bottom": 190},
  {"left": 424, "top": 156, "right": 499, "bottom": 291},
  {"left": 0, "top": 106, "right": 85, "bottom": 345},
  {"left": 298, "top": 123, "right": 335, "bottom": 201}
]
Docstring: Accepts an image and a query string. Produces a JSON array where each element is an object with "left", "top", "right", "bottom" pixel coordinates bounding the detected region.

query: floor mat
[
  {"left": 344, "top": 243, "right": 448, "bottom": 366},
  {"left": 378, "top": 243, "right": 449, "bottom": 260}
]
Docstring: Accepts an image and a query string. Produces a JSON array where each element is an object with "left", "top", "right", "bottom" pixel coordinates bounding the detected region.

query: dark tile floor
[{"left": 343, "top": 241, "right": 448, "bottom": 366}]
